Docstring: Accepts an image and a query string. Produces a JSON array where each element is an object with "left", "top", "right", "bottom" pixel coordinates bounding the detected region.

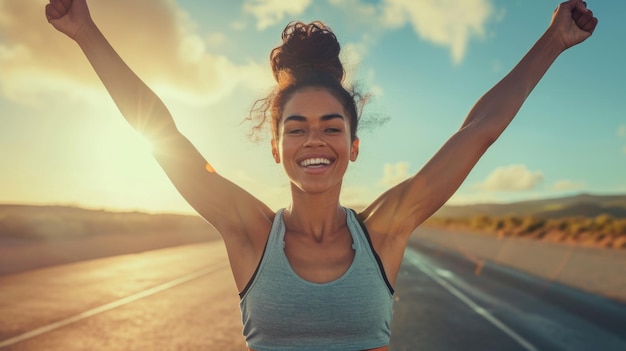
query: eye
[
  {"left": 286, "top": 128, "right": 305, "bottom": 135},
  {"left": 325, "top": 127, "right": 342, "bottom": 133}
]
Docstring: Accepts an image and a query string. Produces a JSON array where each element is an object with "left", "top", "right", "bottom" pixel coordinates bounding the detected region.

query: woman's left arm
[{"left": 362, "top": 0, "right": 597, "bottom": 237}]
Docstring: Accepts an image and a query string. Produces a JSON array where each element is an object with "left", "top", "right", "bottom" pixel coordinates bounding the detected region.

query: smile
[{"left": 300, "top": 157, "right": 332, "bottom": 167}]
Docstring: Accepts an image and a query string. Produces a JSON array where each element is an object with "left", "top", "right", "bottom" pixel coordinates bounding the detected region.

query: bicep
[
  {"left": 363, "top": 123, "right": 492, "bottom": 236},
  {"left": 410, "top": 124, "right": 492, "bottom": 219}
]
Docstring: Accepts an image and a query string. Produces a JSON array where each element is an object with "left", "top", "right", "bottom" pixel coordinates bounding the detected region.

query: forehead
[{"left": 281, "top": 87, "right": 347, "bottom": 122}]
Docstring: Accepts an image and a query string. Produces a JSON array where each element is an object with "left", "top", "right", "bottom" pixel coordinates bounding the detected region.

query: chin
[{"left": 292, "top": 180, "right": 342, "bottom": 196}]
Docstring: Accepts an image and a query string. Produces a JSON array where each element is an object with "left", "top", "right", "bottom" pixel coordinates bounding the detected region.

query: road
[
  {"left": 1, "top": 238, "right": 625, "bottom": 350},
  {"left": 391, "top": 237, "right": 626, "bottom": 350}
]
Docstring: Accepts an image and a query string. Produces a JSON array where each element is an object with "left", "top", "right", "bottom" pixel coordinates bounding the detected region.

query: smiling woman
[
  {"left": 43, "top": 0, "right": 598, "bottom": 349},
  {"left": 276, "top": 88, "right": 358, "bottom": 195}
]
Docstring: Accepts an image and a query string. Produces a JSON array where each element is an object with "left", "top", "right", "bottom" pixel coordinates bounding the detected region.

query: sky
[{"left": 1, "top": 0, "right": 624, "bottom": 215}]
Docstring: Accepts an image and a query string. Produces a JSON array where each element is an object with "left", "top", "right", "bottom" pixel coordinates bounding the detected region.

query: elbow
[
  {"left": 459, "top": 119, "right": 501, "bottom": 150},
  {"left": 483, "top": 129, "right": 500, "bottom": 148}
]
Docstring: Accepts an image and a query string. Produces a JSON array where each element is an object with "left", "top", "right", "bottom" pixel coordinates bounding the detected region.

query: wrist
[
  {"left": 538, "top": 27, "right": 567, "bottom": 58},
  {"left": 73, "top": 19, "right": 98, "bottom": 46}
]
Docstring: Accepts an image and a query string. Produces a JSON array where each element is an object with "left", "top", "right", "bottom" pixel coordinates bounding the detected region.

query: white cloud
[
  {"left": 473, "top": 164, "right": 543, "bottom": 191},
  {"left": 243, "top": 0, "right": 312, "bottom": 30},
  {"left": 382, "top": 0, "right": 493, "bottom": 64},
  {"left": 340, "top": 186, "right": 374, "bottom": 209},
  {"left": 330, "top": 0, "right": 494, "bottom": 65},
  {"left": 341, "top": 36, "right": 383, "bottom": 97},
  {"left": 551, "top": 180, "right": 585, "bottom": 191},
  {"left": 446, "top": 192, "right": 500, "bottom": 205},
  {"left": 328, "top": 0, "right": 380, "bottom": 25},
  {"left": 0, "top": 0, "right": 272, "bottom": 105},
  {"left": 342, "top": 41, "right": 369, "bottom": 72},
  {"left": 205, "top": 32, "right": 228, "bottom": 48},
  {"left": 380, "top": 162, "right": 410, "bottom": 187}
]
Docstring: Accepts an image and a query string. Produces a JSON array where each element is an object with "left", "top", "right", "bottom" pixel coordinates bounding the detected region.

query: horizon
[
  {"left": 2, "top": 191, "right": 625, "bottom": 216},
  {"left": 2, "top": 0, "right": 625, "bottom": 215}
]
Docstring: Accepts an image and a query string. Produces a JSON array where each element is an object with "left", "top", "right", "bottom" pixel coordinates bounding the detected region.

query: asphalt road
[
  {"left": 391, "top": 238, "right": 626, "bottom": 351},
  {"left": 1, "top": 239, "right": 625, "bottom": 350}
]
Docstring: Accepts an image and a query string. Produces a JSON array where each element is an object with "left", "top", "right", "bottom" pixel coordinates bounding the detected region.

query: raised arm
[
  {"left": 362, "top": 0, "right": 597, "bottom": 237},
  {"left": 45, "top": 0, "right": 274, "bottom": 243}
]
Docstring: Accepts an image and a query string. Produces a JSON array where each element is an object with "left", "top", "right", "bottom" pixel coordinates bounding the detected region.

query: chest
[
  {"left": 240, "top": 224, "right": 394, "bottom": 348},
  {"left": 282, "top": 227, "right": 355, "bottom": 284}
]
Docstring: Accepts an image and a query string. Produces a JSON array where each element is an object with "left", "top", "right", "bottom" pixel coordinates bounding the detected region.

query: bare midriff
[{"left": 250, "top": 347, "right": 387, "bottom": 351}]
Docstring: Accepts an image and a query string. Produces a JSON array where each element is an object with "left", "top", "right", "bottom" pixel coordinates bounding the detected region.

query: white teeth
[{"left": 300, "top": 158, "right": 331, "bottom": 167}]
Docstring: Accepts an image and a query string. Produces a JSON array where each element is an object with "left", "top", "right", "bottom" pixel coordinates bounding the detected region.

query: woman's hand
[
  {"left": 45, "top": 0, "right": 93, "bottom": 40},
  {"left": 550, "top": 0, "right": 598, "bottom": 51}
]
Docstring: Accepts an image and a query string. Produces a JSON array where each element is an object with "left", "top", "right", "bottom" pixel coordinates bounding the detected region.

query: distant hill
[
  {"left": 0, "top": 204, "right": 218, "bottom": 241},
  {"left": 432, "top": 193, "right": 626, "bottom": 219},
  {"left": 3, "top": 193, "right": 626, "bottom": 241}
]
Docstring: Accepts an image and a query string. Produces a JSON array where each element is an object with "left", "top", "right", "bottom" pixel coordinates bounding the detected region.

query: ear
[
  {"left": 350, "top": 138, "right": 359, "bottom": 162},
  {"left": 271, "top": 138, "right": 281, "bottom": 163}
]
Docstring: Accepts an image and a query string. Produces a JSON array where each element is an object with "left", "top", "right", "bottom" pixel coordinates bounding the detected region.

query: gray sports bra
[{"left": 239, "top": 208, "right": 394, "bottom": 350}]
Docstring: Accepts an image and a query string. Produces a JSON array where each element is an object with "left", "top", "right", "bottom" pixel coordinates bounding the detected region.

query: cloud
[
  {"left": 382, "top": 0, "right": 493, "bottom": 64},
  {"left": 341, "top": 40, "right": 384, "bottom": 96},
  {"left": 0, "top": 0, "right": 272, "bottom": 105},
  {"left": 446, "top": 192, "right": 500, "bottom": 205},
  {"left": 551, "top": 180, "right": 585, "bottom": 191},
  {"left": 341, "top": 40, "right": 372, "bottom": 74},
  {"left": 618, "top": 124, "right": 626, "bottom": 137},
  {"left": 243, "top": 0, "right": 311, "bottom": 30},
  {"left": 473, "top": 164, "right": 543, "bottom": 191},
  {"left": 380, "top": 162, "right": 410, "bottom": 187},
  {"left": 329, "top": 0, "right": 494, "bottom": 64},
  {"left": 205, "top": 32, "right": 228, "bottom": 48},
  {"left": 340, "top": 186, "right": 375, "bottom": 209},
  {"left": 328, "top": 0, "right": 378, "bottom": 26}
]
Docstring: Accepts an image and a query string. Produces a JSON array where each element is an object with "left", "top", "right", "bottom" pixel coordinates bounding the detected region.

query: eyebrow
[{"left": 283, "top": 113, "right": 345, "bottom": 124}]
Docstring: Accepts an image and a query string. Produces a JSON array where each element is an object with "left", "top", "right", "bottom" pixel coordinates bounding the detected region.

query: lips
[
  {"left": 300, "top": 157, "right": 332, "bottom": 167},
  {"left": 297, "top": 155, "right": 335, "bottom": 174}
]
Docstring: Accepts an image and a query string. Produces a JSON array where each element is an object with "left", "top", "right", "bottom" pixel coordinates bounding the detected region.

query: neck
[{"left": 285, "top": 184, "right": 346, "bottom": 242}]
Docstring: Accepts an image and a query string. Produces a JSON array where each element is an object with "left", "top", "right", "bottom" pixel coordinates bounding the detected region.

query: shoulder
[{"left": 356, "top": 181, "right": 423, "bottom": 240}]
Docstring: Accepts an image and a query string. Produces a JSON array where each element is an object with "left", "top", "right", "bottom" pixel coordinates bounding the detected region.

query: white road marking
[
  {"left": 434, "top": 268, "right": 454, "bottom": 278},
  {"left": 404, "top": 248, "right": 540, "bottom": 351},
  {"left": 0, "top": 264, "right": 228, "bottom": 349}
]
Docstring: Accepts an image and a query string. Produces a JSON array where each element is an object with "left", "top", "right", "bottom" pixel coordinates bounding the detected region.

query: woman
[{"left": 45, "top": 0, "right": 597, "bottom": 350}]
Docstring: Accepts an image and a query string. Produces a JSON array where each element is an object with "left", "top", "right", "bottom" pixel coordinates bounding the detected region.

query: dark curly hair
[{"left": 249, "top": 21, "right": 362, "bottom": 142}]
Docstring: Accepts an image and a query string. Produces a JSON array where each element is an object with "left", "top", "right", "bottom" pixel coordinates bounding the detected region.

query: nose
[{"left": 303, "top": 129, "right": 326, "bottom": 148}]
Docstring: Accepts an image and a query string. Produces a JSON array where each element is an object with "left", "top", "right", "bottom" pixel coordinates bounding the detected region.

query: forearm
[
  {"left": 74, "top": 23, "right": 176, "bottom": 141},
  {"left": 462, "top": 28, "right": 564, "bottom": 141}
]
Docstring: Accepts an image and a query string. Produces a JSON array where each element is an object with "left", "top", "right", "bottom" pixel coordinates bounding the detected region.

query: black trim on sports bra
[
  {"left": 349, "top": 209, "right": 395, "bottom": 295},
  {"left": 239, "top": 240, "right": 268, "bottom": 299}
]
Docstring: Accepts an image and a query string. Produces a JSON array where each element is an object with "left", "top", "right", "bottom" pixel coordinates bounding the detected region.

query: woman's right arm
[{"left": 45, "top": 0, "right": 274, "bottom": 242}]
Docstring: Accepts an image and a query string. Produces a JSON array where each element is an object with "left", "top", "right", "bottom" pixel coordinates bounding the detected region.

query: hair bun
[{"left": 270, "top": 21, "right": 344, "bottom": 85}]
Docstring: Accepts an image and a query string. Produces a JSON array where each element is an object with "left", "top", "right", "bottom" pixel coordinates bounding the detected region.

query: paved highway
[
  {"left": 1, "top": 238, "right": 625, "bottom": 350},
  {"left": 391, "top": 238, "right": 626, "bottom": 350}
]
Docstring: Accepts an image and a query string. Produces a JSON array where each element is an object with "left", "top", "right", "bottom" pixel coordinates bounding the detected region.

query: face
[{"left": 272, "top": 87, "right": 359, "bottom": 195}]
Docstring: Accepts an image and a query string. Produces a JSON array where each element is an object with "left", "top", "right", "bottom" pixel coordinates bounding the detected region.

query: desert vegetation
[{"left": 424, "top": 213, "right": 626, "bottom": 249}]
